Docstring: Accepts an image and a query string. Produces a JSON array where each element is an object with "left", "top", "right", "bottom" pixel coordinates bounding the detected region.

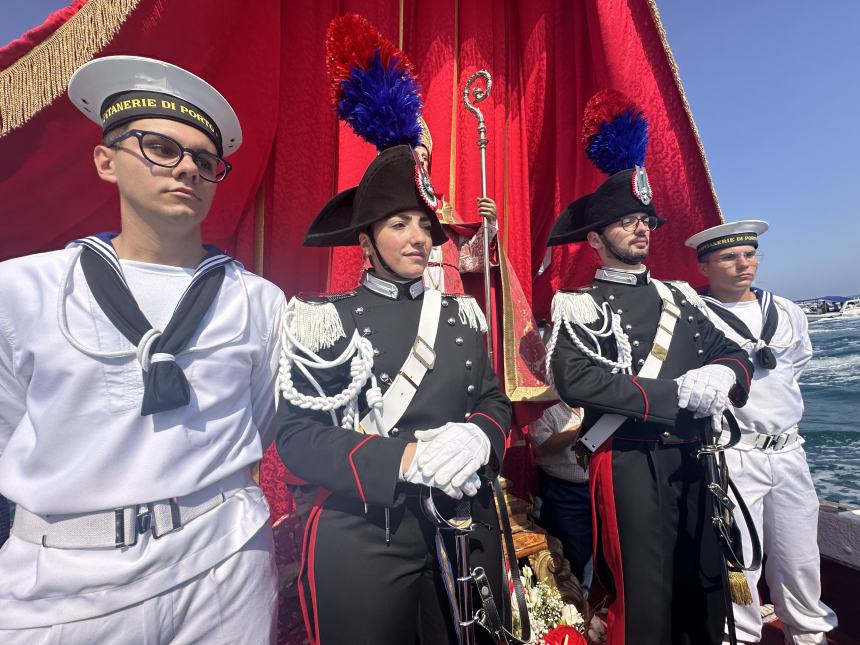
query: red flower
[{"left": 542, "top": 624, "right": 587, "bottom": 645}]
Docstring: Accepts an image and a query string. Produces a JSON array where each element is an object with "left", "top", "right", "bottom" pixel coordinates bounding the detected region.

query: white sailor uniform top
[{"left": 0, "top": 246, "right": 285, "bottom": 628}]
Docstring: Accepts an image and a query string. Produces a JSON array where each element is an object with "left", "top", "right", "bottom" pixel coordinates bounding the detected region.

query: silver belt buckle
[
  {"left": 136, "top": 506, "right": 152, "bottom": 534},
  {"left": 114, "top": 507, "right": 138, "bottom": 548},
  {"left": 152, "top": 499, "right": 182, "bottom": 539},
  {"left": 773, "top": 433, "right": 790, "bottom": 451}
]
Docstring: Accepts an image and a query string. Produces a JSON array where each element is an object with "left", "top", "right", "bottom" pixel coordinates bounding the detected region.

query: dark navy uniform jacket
[
  {"left": 275, "top": 273, "right": 513, "bottom": 644},
  {"left": 276, "top": 273, "right": 511, "bottom": 509},
  {"left": 550, "top": 269, "right": 753, "bottom": 443}
]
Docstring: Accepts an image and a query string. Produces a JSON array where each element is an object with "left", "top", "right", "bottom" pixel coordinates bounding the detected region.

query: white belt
[
  {"left": 360, "top": 288, "right": 442, "bottom": 436},
  {"left": 722, "top": 426, "right": 800, "bottom": 451},
  {"left": 11, "top": 469, "right": 252, "bottom": 549}
]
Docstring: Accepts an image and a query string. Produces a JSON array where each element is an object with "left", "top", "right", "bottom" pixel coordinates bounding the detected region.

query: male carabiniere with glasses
[
  {"left": 545, "top": 90, "right": 753, "bottom": 645},
  {"left": 686, "top": 221, "right": 837, "bottom": 645},
  {"left": 0, "top": 57, "right": 284, "bottom": 642}
]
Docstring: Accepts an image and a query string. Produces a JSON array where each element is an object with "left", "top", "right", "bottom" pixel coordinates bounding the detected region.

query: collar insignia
[
  {"left": 363, "top": 272, "right": 425, "bottom": 300},
  {"left": 594, "top": 267, "right": 650, "bottom": 286}
]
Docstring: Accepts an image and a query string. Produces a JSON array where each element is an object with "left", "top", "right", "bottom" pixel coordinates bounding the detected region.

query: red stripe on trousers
[
  {"left": 297, "top": 490, "right": 330, "bottom": 645},
  {"left": 590, "top": 440, "right": 626, "bottom": 645}
]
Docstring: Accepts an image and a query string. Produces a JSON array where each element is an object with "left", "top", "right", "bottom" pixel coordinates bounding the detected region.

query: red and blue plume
[
  {"left": 581, "top": 89, "right": 648, "bottom": 176},
  {"left": 326, "top": 14, "right": 422, "bottom": 151}
]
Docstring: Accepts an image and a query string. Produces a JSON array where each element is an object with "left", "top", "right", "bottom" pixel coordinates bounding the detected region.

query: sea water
[{"left": 800, "top": 316, "right": 860, "bottom": 506}]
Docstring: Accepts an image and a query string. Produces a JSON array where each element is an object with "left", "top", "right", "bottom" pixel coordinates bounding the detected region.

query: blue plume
[
  {"left": 585, "top": 109, "right": 648, "bottom": 176},
  {"left": 337, "top": 50, "right": 423, "bottom": 150}
]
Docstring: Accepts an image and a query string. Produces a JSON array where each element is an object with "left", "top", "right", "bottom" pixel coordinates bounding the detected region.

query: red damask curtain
[{"left": 0, "top": 0, "right": 722, "bottom": 518}]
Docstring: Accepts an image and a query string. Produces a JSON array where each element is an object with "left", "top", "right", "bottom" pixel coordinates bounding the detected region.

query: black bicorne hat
[
  {"left": 547, "top": 89, "right": 666, "bottom": 246},
  {"left": 547, "top": 167, "right": 665, "bottom": 246},
  {"left": 304, "top": 145, "right": 448, "bottom": 247}
]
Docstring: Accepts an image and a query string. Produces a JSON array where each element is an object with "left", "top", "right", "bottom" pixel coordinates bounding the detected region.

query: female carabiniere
[{"left": 275, "top": 145, "right": 512, "bottom": 645}]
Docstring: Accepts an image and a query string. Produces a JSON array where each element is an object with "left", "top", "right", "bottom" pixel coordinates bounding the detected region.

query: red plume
[
  {"left": 325, "top": 14, "right": 412, "bottom": 106},
  {"left": 581, "top": 89, "right": 637, "bottom": 144}
]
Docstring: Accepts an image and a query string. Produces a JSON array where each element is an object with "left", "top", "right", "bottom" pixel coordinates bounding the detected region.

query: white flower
[{"left": 560, "top": 603, "right": 585, "bottom": 629}]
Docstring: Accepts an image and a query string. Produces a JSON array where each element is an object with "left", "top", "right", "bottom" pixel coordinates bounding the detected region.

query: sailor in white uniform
[
  {"left": 687, "top": 220, "right": 838, "bottom": 645},
  {"left": 0, "top": 57, "right": 284, "bottom": 643}
]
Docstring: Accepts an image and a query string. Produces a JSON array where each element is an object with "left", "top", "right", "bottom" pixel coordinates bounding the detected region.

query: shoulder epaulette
[
  {"left": 552, "top": 290, "right": 600, "bottom": 325},
  {"left": 447, "top": 294, "right": 488, "bottom": 332},
  {"left": 287, "top": 295, "right": 347, "bottom": 352},
  {"left": 664, "top": 280, "right": 707, "bottom": 311},
  {"left": 324, "top": 290, "right": 357, "bottom": 302},
  {"left": 295, "top": 290, "right": 357, "bottom": 304}
]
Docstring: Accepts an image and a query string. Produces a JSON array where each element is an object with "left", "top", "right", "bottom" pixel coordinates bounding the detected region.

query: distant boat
[
  {"left": 799, "top": 300, "right": 843, "bottom": 321},
  {"left": 841, "top": 299, "right": 860, "bottom": 317}
]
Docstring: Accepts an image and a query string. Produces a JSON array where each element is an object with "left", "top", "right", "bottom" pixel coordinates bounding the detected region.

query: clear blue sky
[
  {"left": 2, "top": 2, "right": 856, "bottom": 299},
  {"left": 0, "top": 2, "right": 69, "bottom": 48},
  {"left": 657, "top": 1, "right": 860, "bottom": 300}
]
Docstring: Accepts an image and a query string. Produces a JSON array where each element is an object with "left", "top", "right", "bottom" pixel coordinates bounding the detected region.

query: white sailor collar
[
  {"left": 594, "top": 266, "right": 651, "bottom": 287},
  {"left": 362, "top": 271, "right": 425, "bottom": 300}
]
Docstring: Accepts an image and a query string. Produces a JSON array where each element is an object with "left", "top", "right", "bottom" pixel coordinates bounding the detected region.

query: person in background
[
  {"left": 530, "top": 400, "right": 593, "bottom": 598},
  {"left": 414, "top": 117, "right": 498, "bottom": 295}
]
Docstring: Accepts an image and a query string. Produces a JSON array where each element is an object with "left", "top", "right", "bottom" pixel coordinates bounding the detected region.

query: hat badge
[
  {"left": 415, "top": 164, "right": 438, "bottom": 210},
  {"left": 632, "top": 165, "right": 652, "bottom": 206}
]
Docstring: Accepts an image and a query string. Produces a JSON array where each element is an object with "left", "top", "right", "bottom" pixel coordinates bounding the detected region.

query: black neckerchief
[
  {"left": 701, "top": 288, "right": 778, "bottom": 370},
  {"left": 73, "top": 233, "right": 231, "bottom": 415}
]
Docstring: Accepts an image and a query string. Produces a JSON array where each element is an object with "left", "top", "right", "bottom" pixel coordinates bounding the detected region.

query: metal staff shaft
[
  {"left": 463, "top": 70, "right": 494, "bottom": 362},
  {"left": 455, "top": 532, "right": 476, "bottom": 645}
]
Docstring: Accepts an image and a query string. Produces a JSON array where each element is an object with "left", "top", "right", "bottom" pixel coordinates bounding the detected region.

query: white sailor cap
[
  {"left": 68, "top": 55, "right": 242, "bottom": 157},
  {"left": 685, "top": 220, "right": 769, "bottom": 260}
]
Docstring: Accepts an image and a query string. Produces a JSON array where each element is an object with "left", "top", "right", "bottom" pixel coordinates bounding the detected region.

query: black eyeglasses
[
  {"left": 108, "top": 130, "right": 232, "bottom": 183},
  {"left": 710, "top": 250, "right": 761, "bottom": 267},
  {"left": 618, "top": 214, "right": 659, "bottom": 231}
]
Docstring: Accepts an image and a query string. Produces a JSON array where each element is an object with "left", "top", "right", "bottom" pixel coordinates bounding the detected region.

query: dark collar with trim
[
  {"left": 594, "top": 266, "right": 651, "bottom": 287},
  {"left": 362, "top": 271, "right": 425, "bottom": 300},
  {"left": 69, "top": 232, "right": 234, "bottom": 285}
]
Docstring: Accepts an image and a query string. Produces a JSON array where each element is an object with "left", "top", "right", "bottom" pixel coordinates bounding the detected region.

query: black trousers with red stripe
[
  {"left": 298, "top": 488, "right": 506, "bottom": 645},
  {"left": 590, "top": 438, "right": 726, "bottom": 645}
]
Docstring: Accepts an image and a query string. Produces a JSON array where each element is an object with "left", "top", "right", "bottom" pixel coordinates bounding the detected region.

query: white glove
[
  {"left": 400, "top": 435, "right": 483, "bottom": 499},
  {"left": 675, "top": 364, "right": 735, "bottom": 426},
  {"left": 414, "top": 422, "right": 491, "bottom": 492},
  {"left": 437, "top": 472, "right": 482, "bottom": 499},
  {"left": 400, "top": 440, "right": 431, "bottom": 483}
]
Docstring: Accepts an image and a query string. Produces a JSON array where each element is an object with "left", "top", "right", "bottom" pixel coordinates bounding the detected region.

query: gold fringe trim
[
  {"left": 398, "top": 0, "right": 404, "bottom": 50},
  {"left": 0, "top": 0, "right": 141, "bottom": 137},
  {"left": 500, "top": 250, "right": 554, "bottom": 402},
  {"left": 646, "top": 0, "right": 723, "bottom": 222},
  {"left": 728, "top": 570, "right": 754, "bottom": 605}
]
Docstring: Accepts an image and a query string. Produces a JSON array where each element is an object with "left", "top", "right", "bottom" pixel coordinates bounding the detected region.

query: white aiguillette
[{"left": 579, "top": 279, "right": 681, "bottom": 454}]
